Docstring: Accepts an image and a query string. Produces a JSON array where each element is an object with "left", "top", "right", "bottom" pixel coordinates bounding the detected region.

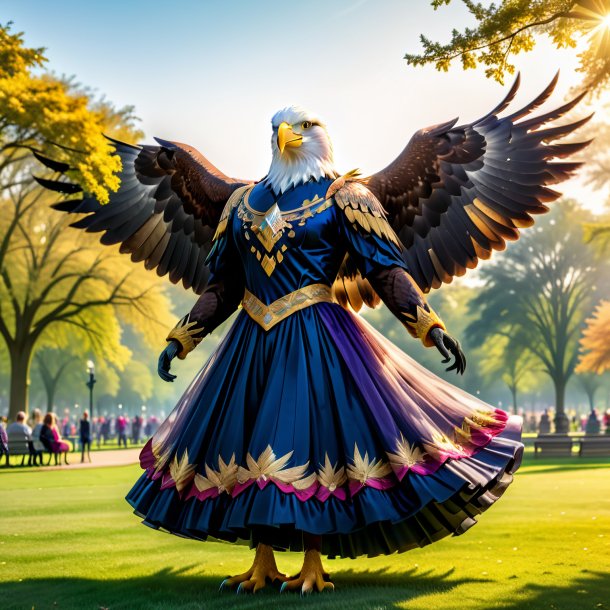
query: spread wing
[
  {"left": 35, "top": 137, "right": 252, "bottom": 294},
  {"left": 364, "top": 72, "right": 591, "bottom": 293}
]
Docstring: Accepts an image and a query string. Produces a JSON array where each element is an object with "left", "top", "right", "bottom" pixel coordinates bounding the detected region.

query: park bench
[
  {"left": 534, "top": 435, "right": 573, "bottom": 457},
  {"left": 6, "top": 430, "right": 34, "bottom": 466},
  {"left": 579, "top": 435, "right": 610, "bottom": 457},
  {"left": 39, "top": 434, "right": 69, "bottom": 465}
]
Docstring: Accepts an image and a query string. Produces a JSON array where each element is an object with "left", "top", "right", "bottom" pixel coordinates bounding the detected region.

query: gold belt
[{"left": 242, "top": 284, "right": 333, "bottom": 331}]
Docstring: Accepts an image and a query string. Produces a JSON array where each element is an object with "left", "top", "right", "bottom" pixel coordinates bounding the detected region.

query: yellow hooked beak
[{"left": 277, "top": 122, "right": 303, "bottom": 154}]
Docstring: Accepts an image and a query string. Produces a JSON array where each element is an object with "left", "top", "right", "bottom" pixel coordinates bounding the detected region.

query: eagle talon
[
  {"left": 219, "top": 543, "right": 287, "bottom": 594},
  {"left": 280, "top": 549, "right": 334, "bottom": 594}
]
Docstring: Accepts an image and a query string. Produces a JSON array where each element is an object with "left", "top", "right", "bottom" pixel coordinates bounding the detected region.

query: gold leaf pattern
[
  {"left": 152, "top": 440, "right": 171, "bottom": 476},
  {"left": 387, "top": 434, "right": 425, "bottom": 471},
  {"left": 194, "top": 454, "right": 238, "bottom": 494},
  {"left": 469, "top": 409, "right": 499, "bottom": 428},
  {"left": 454, "top": 419, "right": 473, "bottom": 444},
  {"left": 292, "top": 472, "right": 318, "bottom": 490},
  {"left": 347, "top": 443, "right": 392, "bottom": 485},
  {"left": 237, "top": 446, "right": 312, "bottom": 488},
  {"left": 169, "top": 449, "right": 197, "bottom": 493},
  {"left": 317, "top": 454, "right": 347, "bottom": 492},
  {"left": 425, "top": 432, "right": 468, "bottom": 459}
]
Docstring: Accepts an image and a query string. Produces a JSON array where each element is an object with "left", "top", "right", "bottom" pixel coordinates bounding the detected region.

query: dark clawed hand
[
  {"left": 157, "top": 341, "right": 180, "bottom": 382},
  {"left": 429, "top": 327, "right": 466, "bottom": 375}
]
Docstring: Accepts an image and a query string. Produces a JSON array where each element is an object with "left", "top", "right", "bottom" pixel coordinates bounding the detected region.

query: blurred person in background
[
  {"left": 80, "top": 411, "right": 92, "bottom": 463},
  {"left": 41, "top": 413, "right": 71, "bottom": 464},
  {"left": 0, "top": 416, "right": 8, "bottom": 466},
  {"left": 30, "top": 408, "right": 45, "bottom": 466}
]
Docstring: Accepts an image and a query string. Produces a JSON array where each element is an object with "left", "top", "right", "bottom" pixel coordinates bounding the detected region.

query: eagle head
[{"left": 265, "top": 105, "right": 338, "bottom": 194}]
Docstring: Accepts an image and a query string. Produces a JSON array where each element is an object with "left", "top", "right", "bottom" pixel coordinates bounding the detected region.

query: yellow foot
[
  {"left": 219, "top": 543, "right": 288, "bottom": 594},
  {"left": 280, "top": 549, "right": 335, "bottom": 595}
]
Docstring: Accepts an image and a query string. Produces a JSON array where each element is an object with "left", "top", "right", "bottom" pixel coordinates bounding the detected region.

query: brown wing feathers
[
  {"left": 365, "top": 72, "right": 591, "bottom": 293},
  {"left": 35, "top": 137, "right": 250, "bottom": 294}
]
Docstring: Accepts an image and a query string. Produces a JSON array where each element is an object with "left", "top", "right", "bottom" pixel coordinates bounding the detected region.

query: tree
[
  {"left": 35, "top": 348, "right": 76, "bottom": 412},
  {"left": 575, "top": 370, "right": 602, "bottom": 410},
  {"left": 467, "top": 202, "right": 605, "bottom": 432},
  {"left": 405, "top": 0, "right": 610, "bottom": 92},
  {"left": 478, "top": 332, "right": 540, "bottom": 413},
  {"left": 0, "top": 23, "right": 175, "bottom": 419},
  {"left": 0, "top": 22, "right": 124, "bottom": 203}
]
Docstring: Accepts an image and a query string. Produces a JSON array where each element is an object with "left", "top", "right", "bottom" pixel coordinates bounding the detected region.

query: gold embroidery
[
  {"left": 403, "top": 305, "right": 446, "bottom": 347},
  {"left": 238, "top": 189, "right": 333, "bottom": 276},
  {"left": 169, "top": 449, "right": 197, "bottom": 493},
  {"left": 242, "top": 284, "right": 333, "bottom": 331},
  {"left": 166, "top": 315, "right": 204, "bottom": 359},
  {"left": 425, "top": 432, "right": 468, "bottom": 459},
  {"left": 237, "top": 446, "right": 312, "bottom": 488},
  {"left": 152, "top": 440, "right": 171, "bottom": 476},
  {"left": 387, "top": 434, "right": 425, "bottom": 471},
  {"left": 469, "top": 409, "right": 499, "bottom": 428},
  {"left": 454, "top": 409, "right": 499, "bottom": 444},
  {"left": 194, "top": 454, "right": 238, "bottom": 495},
  {"left": 261, "top": 254, "right": 276, "bottom": 277},
  {"left": 317, "top": 454, "right": 347, "bottom": 492},
  {"left": 242, "top": 189, "right": 330, "bottom": 222},
  {"left": 213, "top": 185, "right": 252, "bottom": 241},
  {"left": 453, "top": 419, "right": 473, "bottom": 444},
  {"left": 346, "top": 443, "right": 392, "bottom": 485}
]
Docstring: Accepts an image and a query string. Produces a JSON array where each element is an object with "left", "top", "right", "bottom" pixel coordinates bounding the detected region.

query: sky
[{"left": 3, "top": 0, "right": 606, "bottom": 210}]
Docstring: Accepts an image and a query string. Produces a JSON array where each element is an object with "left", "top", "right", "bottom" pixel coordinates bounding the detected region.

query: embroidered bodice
[
  {"left": 166, "top": 176, "right": 446, "bottom": 358},
  {"left": 219, "top": 178, "right": 404, "bottom": 304}
]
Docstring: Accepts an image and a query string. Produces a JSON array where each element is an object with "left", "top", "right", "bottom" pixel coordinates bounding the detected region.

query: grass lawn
[{"left": 1, "top": 456, "right": 609, "bottom": 610}]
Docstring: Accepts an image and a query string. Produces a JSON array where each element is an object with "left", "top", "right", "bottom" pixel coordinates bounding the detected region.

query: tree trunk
[
  {"left": 8, "top": 344, "right": 33, "bottom": 420},
  {"left": 553, "top": 377, "right": 570, "bottom": 434},
  {"left": 45, "top": 380, "right": 57, "bottom": 413},
  {"left": 510, "top": 385, "right": 518, "bottom": 414}
]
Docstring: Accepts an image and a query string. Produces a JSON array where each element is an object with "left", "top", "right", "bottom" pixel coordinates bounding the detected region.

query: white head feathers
[{"left": 265, "top": 105, "right": 338, "bottom": 194}]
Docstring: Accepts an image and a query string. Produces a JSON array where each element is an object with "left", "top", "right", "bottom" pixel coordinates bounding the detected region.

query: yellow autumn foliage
[{"left": 0, "top": 23, "right": 135, "bottom": 203}]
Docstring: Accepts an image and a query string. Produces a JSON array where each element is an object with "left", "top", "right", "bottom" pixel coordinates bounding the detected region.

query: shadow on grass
[
  {"left": 3, "top": 566, "right": 609, "bottom": 610},
  {"left": 2, "top": 566, "right": 474, "bottom": 610}
]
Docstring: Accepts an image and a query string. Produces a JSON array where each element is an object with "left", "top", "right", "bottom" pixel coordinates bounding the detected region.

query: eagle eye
[{"left": 301, "top": 121, "right": 313, "bottom": 130}]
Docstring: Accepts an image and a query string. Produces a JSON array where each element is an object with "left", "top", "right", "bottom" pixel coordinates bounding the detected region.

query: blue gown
[{"left": 126, "top": 177, "right": 523, "bottom": 558}]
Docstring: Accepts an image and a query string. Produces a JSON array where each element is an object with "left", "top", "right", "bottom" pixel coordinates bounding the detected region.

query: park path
[{"left": 38, "top": 447, "right": 141, "bottom": 471}]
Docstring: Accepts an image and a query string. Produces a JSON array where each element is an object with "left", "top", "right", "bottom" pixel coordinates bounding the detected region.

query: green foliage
[
  {"left": 478, "top": 332, "right": 539, "bottom": 410},
  {"left": 0, "top": 22, "right": 142, "bottom": 203},
  {"left": 406, "top": 1, "right": 610, "bottom": 92},
  {"left": 467, "top": 201, "right": 607, "bottom": 415},
  {"left": 0, "top": 22, "right": 173, "bottom": 419}
]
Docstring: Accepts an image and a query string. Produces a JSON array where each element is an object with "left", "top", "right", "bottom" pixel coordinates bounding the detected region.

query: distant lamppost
[{"left": 86, "top": 360, "right": 96, "bottom": 421}]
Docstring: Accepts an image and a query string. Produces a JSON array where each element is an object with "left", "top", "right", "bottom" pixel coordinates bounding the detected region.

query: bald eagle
[{"left": 36, "top": 73, "right": 589, "bottom": 595}]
